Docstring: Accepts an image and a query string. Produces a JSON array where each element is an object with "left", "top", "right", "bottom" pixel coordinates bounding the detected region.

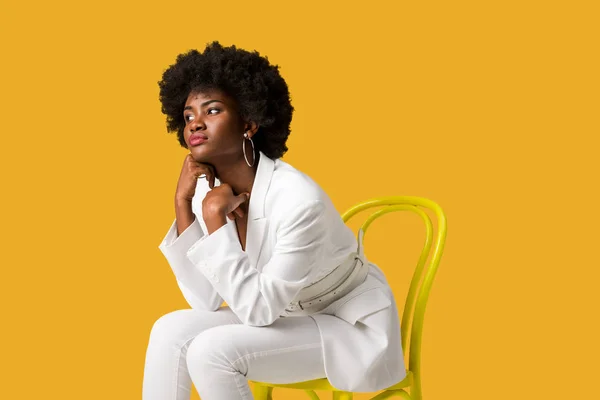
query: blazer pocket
[{"left": 334, "top": 288, "right": 392, "bottom": 325}]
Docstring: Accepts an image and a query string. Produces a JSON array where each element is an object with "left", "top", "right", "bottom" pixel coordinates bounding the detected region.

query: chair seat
[{"left": 251, "top": 370, "right": 413, "bottom": 392}]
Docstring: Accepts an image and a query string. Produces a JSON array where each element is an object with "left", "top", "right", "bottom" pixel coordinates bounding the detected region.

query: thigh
[
  {"left": 148, "top": 305, "right": 242, "bottom": 347},
  {"left": 187, "top": 315, "right": 326, "bottom": 384}
]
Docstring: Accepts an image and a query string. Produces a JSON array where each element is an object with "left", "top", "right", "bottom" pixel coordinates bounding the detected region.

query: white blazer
[{"left": 158, "top": 150, "right": 406, "bottom": 392}]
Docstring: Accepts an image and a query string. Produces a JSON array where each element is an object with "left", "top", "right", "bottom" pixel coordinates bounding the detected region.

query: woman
[{"left": 142, "top": 41, "right": 406, "bottom": 400}]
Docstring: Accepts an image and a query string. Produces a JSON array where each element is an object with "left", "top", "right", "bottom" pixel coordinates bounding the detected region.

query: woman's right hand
[{"left": 175, "top": 154, "right": 216, "bottom": 203}]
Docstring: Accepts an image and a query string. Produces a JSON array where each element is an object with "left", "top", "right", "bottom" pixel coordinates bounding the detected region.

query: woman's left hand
[{"left": 202, "top": 183, "right": 250, "bottom": 222}]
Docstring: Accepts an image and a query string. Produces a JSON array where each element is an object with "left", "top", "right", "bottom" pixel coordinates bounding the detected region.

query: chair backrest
[{"left": 341, "top": 196, "right": 447, "bottom": 400}]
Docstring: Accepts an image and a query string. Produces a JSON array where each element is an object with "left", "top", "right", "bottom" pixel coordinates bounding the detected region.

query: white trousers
[{"left": 142, "top": 306, "right": 327, "bottom": 400}]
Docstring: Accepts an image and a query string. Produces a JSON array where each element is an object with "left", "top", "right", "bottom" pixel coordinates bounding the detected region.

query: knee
[
  {"left": 147, "top": 309, "right": 195, "bottom": 346},
  {"left": 186, "top": 326, "right": 241, "bottom": 376}
]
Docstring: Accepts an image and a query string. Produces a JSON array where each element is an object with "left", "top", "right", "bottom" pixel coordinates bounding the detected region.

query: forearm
[
  {"left": 161, "top": 199, "right": 224, "bottom": 310},
  {"left": 175, "top": 198, "right": 195, "bottom": 236},
  {"left": 176, "top": 278, "right": 223, "bottom": 311}
]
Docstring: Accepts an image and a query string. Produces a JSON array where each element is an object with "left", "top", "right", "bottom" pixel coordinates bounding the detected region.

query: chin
[
  {"left": 190, "top": 152, "right": 203, "bottom": 161},
  {"left": 190, "top": 148, "right": 210, "bottom": 162}
]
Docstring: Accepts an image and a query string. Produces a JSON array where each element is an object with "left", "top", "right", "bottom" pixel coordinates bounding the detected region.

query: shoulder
[
  {"left": 266, "top": 158, "right": 327, "bottom": 212},
  {"left": 264, "top": 158, "right": 344, "bottom": 238}
]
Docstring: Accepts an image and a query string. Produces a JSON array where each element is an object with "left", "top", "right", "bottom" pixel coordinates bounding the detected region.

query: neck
[{"left": 213, "top": 152, "right": 260, "bottom": 211}]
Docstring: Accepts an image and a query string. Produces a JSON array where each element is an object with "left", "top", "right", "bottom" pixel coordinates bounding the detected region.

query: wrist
[{"left": 204, "top": 213, "right": 227, "bottom": 234}]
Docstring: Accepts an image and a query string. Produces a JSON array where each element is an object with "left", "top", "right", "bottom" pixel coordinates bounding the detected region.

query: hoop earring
[{"left": 243, "top": 132, "right": 255, "bottom": 167}]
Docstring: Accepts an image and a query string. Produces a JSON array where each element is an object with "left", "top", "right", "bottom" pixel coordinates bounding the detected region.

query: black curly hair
[{"left": 158, "top": 41, "right": 294, "bottom": 159}]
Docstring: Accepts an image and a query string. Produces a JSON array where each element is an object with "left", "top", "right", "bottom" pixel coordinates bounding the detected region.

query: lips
[{"left": 189, "top": 133, "right": 208, "bottom": 146}]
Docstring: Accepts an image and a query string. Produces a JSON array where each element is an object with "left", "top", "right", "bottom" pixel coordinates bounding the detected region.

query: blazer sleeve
[
  {"left": 158, "top": 216, "right": 224, "bottom": 311},
  {"left": 185, "top": 199, "right": 327, "bottom": 326}
]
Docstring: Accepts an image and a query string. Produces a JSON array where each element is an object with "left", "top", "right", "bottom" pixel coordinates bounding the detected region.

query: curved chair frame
[{"left": 251, "top": 196, "right": 447, "bottom": 400}]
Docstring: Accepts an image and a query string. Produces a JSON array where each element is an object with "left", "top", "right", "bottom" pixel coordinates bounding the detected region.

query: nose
[{"left": 189, "top": 116, "right": 206, "bottom": 133}]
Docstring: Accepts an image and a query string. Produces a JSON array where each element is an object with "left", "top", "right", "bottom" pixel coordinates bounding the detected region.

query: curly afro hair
[{"left": 158, "top": 41, "right": 294, "bottom": 159}]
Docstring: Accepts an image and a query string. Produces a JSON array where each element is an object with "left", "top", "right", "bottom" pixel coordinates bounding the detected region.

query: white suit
[{"left": 158, "top": 150, "right": 406, "bottom": 392}]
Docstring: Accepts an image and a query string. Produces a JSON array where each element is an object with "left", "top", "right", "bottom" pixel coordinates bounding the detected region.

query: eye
[
  {"left": 184, "top": 114, "right": 193, "bottom": 123},
  {"left": 207, "top": 107, "right": 220, "bottom": 115}
]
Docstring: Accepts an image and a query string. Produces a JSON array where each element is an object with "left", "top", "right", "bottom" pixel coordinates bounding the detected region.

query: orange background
[{"left": 1, "top": 1, "right": 598, "bottom": 399}]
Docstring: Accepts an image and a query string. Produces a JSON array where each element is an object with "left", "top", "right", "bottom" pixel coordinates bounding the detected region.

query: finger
[
  {"left": 233, "top": 193, "right": 248, "bottom": 209},
  {"left": 194, "top": 166, "right": 213, "bottom": 187},
  {"left": 206, "top": 175, "right": 212, "bottom": 188},
  {"left": 230, "top": 195, "right": 248, "bottom": 218},
  {"left": 198, "top": 166, "right": 207, "bottom": 180},
  {"left": 234, "top": 208, "right": 244, "bottom": 219},
  {"left": 232, "top": 196, "right": 245, "bottom": 211},
  {"left": 204, "top": 165, "right": 215, "bottom": 189},
  {"left": 238, "top": 192, "right": 250, "bottom": 205},
  {"left": 227, "top": 212, "right": 236, "bottom": 220}
]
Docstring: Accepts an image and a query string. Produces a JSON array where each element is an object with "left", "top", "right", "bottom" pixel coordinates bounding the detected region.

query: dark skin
[{"left": 174, "top": 88, "right": 260, "bottom": 250}]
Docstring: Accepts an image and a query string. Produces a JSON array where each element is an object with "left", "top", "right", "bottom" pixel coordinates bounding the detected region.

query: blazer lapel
[{"left": 245, "top": 150, "right": 274, "bottom": 268}]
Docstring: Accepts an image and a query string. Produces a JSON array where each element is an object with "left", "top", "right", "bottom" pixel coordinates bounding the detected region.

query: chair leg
[
  {"left": 304, "top": 390, "right": 320, "bottom": 400},
  {"left": 252, "top": 383, "right": 273, "bottom": 400},
  {"left": 333, "top": 391, "right": 353, "bottom": 400}
]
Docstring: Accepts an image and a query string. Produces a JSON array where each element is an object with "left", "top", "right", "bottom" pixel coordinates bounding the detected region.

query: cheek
[{"left": 216, "top": 119, "right": 242, "bottom": 139}]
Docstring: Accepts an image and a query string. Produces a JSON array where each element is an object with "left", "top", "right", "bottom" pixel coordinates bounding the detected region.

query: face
[{"left": 183, "top": 88, "right": 248, "bottom": 163}]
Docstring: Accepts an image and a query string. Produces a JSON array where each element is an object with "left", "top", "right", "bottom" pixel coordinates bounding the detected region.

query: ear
[{"left": 243, "top": 120, "right": 259, "bottom": 139}]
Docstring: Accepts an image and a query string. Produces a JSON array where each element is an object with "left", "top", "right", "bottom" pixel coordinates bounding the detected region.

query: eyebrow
[{"left": 183, "top": 99, "right": 224, "bottom": 111}]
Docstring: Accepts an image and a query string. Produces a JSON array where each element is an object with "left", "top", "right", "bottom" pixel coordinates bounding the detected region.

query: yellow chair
[{"left": 250, "top": 196, "right": 448, "bottom": 400}]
